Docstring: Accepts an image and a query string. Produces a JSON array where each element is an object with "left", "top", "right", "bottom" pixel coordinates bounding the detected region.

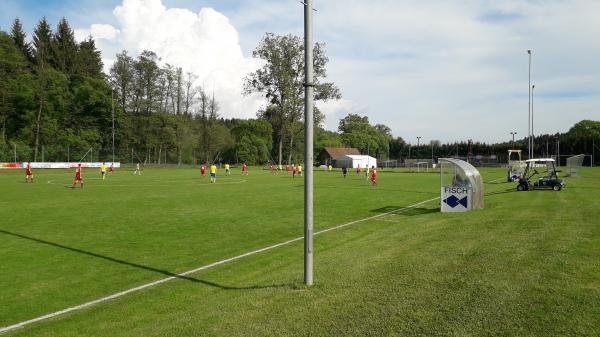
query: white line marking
[
  {"left": 485, "top": 176, "right": 506, "bottom": 184},
  {"left": 0, "top": 196, "right": 438, "bottom": 334}
]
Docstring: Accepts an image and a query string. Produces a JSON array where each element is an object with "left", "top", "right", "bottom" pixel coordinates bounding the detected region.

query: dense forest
[{"left": 1, "top": 17, "right": 598, "bottom": 166}]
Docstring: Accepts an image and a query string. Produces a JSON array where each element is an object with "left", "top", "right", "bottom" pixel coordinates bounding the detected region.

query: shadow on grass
[
  {"left": 370, "top": 206, "right": 439, "bottom": 216},
  {"left": 0, "top": 229, "right": 293, "bottom": 291}
]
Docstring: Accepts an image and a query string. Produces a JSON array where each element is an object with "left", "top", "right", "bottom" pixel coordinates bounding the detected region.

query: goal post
[{"left": 566, "top": 154, "right": 585, "bottom": 177}]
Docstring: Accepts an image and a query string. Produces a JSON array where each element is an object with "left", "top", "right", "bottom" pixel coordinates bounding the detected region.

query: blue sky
[{"left": 1, "top": 0, "right": 599, "bottom": 144}]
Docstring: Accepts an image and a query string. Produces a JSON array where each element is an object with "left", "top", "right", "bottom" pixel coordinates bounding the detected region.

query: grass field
[{"left": 1, "top": 165, "right": 599, "bottom": 336}]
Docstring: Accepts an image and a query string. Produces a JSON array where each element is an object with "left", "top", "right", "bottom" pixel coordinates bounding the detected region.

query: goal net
[{"left": 566, "top": 154, "right": 585, "bottom": 177}]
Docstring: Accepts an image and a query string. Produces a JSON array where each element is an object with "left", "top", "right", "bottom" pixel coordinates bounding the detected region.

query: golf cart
[
  {"left": 507, "top": 150, "right": 525, "bottom": 182},
  {"left": 516, "top": 158, "right": 565, "bottom": 191}
]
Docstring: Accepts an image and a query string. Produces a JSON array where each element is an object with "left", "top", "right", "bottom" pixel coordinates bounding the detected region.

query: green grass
[{"left": 1, "top": 166, "right": 599, "bottom": 336}]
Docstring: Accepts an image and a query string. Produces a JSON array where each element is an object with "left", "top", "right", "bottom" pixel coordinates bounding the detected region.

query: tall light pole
[
  {"left": 303, "top": 0, "right": 314, "bottom": 287},
  {"left": 531, "top": 84, "right": 535, "bottom": 158},
  {"left": 416, "top": 136, "right": 422, "bottom": 147},
  {"left": 527, "top": 49, "right": 532, "bottom": 159},
  {"left": 510, "top": 131, "right": 517, "bottom": 148},
  {"left": 112, "top": 88, "right": 115, "bottom": 164},
  {"left": 555, "top": 134, "right": 560, "bottom": 166}
]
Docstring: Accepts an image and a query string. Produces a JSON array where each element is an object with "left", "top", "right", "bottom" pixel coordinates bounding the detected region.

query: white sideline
[{"left": 0, "top": 196, "right": 439, "bottom": 334}]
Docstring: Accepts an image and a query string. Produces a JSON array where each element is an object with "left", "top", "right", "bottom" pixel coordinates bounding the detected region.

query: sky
[{"left": 1, "top": 0, "right": 599, "bottom": 144}]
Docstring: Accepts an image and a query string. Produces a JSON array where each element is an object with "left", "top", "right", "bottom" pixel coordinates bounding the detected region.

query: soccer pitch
[{"left": 1, "top": 167, "right": 600, "bottom": 336}]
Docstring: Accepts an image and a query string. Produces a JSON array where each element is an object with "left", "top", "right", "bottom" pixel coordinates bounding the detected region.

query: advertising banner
[
  {"left": 441, "top": 186, "right": 472, "bottom": 213},
  {"left": 0, "top": 162, "right": 121, "bottom": 169}
]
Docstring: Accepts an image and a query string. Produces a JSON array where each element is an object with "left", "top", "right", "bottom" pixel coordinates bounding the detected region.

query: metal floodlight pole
[
  {"left": 531, "top": 84, "right": 535, "bottom": 158},
  {"left": 510, "top": 131, "right": 517, "bottom": 148},
  {"left": 557, "top": 136, "right": 560, "bottom": 166},
  {"left": 417, "top": 136, "right": 421, "bottom": 148},
  {"left": 527, "top": 50, "right": 532, "bottom": 159},
  {"left": 112, "top": 88, "right": 115, "bottom": 164},
  {"left": 303, "top": 0, "right": 314, "bottom": 286}
]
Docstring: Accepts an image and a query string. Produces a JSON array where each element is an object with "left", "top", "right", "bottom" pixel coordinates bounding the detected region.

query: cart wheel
[
  {"left": 553, "top": 185, "right": 562, "bottom": 191},
  {"left": 517, "top": 184, "right": 525, "bottom": 191}
]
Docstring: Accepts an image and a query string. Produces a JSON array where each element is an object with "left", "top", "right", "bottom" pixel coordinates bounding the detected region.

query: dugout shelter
[{"left": 439, "top": 158, "right": 484, "bottom": 212}]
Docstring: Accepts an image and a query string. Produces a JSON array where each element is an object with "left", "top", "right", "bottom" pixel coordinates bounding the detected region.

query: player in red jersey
[
  {"left": 269, "top": 162, "right": 275, "bottom": 174},
  {"left": 201, "top": 163, "right": 206, "bottom": 177},
  {"left": 242, "top": 162, "right": 248, "bottom": 175},
  {"left": 286, "top": 164, "right": 290, "bottom": 173},
  {"left": 356, "top": 164, "right": 361, "bottom": 175},
  {"left": 25, "top": 162, "right": 34, "bottom": 183},
  {"left": 292, "top": 163, "right": 298, "bottom": 178},
  {"left": 71, "top": 164, "right": 84, "bottom": 189},
  {"left": 109, "top": 163, "right": 114, "bottom": 176},
  {"left": 370, "top": 166, "right": 377, "bottom": 186}
]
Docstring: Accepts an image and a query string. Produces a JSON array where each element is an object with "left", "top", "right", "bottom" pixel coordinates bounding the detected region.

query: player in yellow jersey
[
  {"left": 210, "top": 164, "right": 217, "bottom": 183},
  {"left": 225, "top": 163, "right": 230, "bottom": 175},
  {"left": 100, "top": 162, "right": 107, "bottom": 180},
  {"left": 298, "top": 164, "right": 303, "bottom": 177}
]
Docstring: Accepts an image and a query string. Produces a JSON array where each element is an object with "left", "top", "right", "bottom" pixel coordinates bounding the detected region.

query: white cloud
[
  {"left": 78, "top": 0, "right": 264, "bottom": 119},
  {"left": 91, "top": 24, "right": 120, "bottom": 40}
]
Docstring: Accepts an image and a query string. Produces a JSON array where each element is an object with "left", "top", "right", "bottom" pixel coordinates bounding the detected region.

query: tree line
[{"left": 1, "top": 16, "right": 598, "bottom": 166}]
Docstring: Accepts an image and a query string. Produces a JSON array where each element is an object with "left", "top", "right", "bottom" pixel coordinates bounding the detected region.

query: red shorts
[
  {"left": 75, "top": 175, "right": 82, "bottom": 181},
  {"left": 26, "top": 170, "right": 32, "bottom": 176}
]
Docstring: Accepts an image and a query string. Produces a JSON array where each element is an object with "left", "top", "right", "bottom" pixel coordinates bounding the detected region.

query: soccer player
[
  {"left": 109, "top": 163, "right": 114, "bottom": 176},
  {"left": 242, "top": 162, "right": 248, "bottom": 175},
  {"left": 298, "top": 164, "right": 303, "bottom": 177},
  {"left": 134, "top": 162, "right": 141, "bottom": 175},
  {"left": 201, "top": 163, "right": 206, "bottom": 177},
  {"left": 71, "top": 164, "right": 84, "bottom": 189},
  {"left": 371, "top": 166, "right": 377, "bottom": 186},
  {"left": 25, "top": 161, "right": 34, "bottom": 183},
  {"left": 286, "top": 164, "right": 290, "bottom": 173},
  {"left": 269, "top": 162, "right": 275, "bottom": 174},
  {"left": 210, "top": 163, "right": 217, "bottom": 183},
  {"left": 328, "top": 164, "right": 333, "bottom": 173},
  {"left": 292, "top": 163, "right": 298, "bottom": 178},
  {"left": 225, "top": 163, "right": 230, "bottom": 175},
  {"left": 101, "top": 162, "right": 107, "bottom": 180},
  {"left": 342, "top": 166, "right": 347, "bottom": 178},
  {"left": 356, "top": 164, "right": 361, "bottom": 175}
]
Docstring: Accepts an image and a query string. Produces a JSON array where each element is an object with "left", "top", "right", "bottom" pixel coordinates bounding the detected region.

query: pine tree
[
  {"left": 77, "top": 36, "right": 103, "bottom": 78},
  {"left": 52, "top": 17, "right": 77, "bottom": 74},
  {"left": 10, "top": 18, "right": 33, "bottom": 61},
  {"left": 32, "top": 17, "right": 53, "bottom": 67}
]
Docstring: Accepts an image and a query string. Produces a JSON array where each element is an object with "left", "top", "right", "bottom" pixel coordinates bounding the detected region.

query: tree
[
  {"left": 109, "top": 50, "right": 134, "bottom": 112},
  {"left": 10, "top": 18, "right": 32, "bottom": 62},
  {"left": 31, "top": 17, "right": 54, "bottom": 161},
  {"left": 52, "top": 18, "right": 77, "bottom": 74},
  {"left": 32, "top": 17, "right": 52, "bottom": 67},
  {"left": 338, "top": 113, "right": 391, "bottom": 158},
  {"left": 244, "top": 33, "right": 341, "bottom": 165},
  {"left": 77, "top": 36, "right": 103, "bottom": 77}
]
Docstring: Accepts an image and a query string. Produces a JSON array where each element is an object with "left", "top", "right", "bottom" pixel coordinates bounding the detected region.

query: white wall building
[{"left": 340, "top": 155, "right": 377, "bottom": 169}]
